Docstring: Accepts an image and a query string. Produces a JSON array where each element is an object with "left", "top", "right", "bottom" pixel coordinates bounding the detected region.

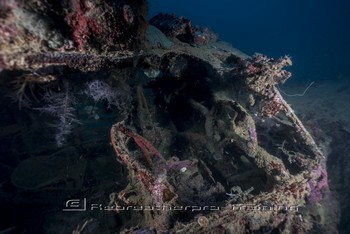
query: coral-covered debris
[
  {"left": 150, "top": 13, "right": 195, "bottom": 44},
  {"left": 0, "top": 0, "right": 147, "bottom": 53},
  {"left": 0, "top": 3, "right": 337, "bottom": 233},
  {"left": 150, "top": 13, "right": 218, "bottom": 45},
  {"left": 65, "top": 0, "right": 145, "bottom": 50},
  {"left": 110, "top": 122, "right": 176, "bottom": 203},
  {"left": 2, "top": 51, "right": 135, "bottom": 72},
  {"left": 236, "top": 53, "right": 292, "bottom": 117}
]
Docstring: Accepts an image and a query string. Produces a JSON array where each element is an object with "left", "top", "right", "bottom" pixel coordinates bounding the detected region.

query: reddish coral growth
[
  {"left": 260, "top": 93, "right": 284, "bottom": 117},
  {"left": 110, "top": 122, "right": 177, "bottom": 206},
  {"left": 64, "top": 0, "right": 148, "bottom": 51},
  {"left": 122, "top": 127, "right": 165, "bottom": 165},
  {"left": 65, "top": 0, "right": 140, "bottom": 50},
  {"left": 65, "top": 0, "right": 89, "bottom": 49},
  {"left": 137, "top": 168, "right": 174, "bottom": 205}
]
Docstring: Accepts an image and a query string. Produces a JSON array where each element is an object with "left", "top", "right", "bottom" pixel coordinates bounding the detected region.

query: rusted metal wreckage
[{"left": 0, "top": 1, "right": 332, "bottom": 233}]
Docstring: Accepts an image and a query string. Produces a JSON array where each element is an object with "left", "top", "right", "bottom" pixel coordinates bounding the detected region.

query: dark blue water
[{"left": 149, "top": 0, "right": 350, "bottom": 82}]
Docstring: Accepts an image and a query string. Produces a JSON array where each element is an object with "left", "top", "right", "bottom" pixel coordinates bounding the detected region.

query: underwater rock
[
  {"left": 150, "top": 13, "right": 196, "bottom": 44},
  {"left": 150, "top": 13, "right": 218, "bottom": 45}
]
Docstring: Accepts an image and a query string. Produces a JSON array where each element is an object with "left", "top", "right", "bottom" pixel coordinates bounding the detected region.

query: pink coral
[
  {"left": 307, "top": 166, "right": 328, "bottom": 204},
  {"left": 0, "top": 23, "right": 18, "bottom": 44}
]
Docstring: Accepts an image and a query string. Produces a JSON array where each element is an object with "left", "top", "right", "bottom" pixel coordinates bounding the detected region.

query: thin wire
[{"left": 277, "top": 81, "right": 315, "bottom": 97}]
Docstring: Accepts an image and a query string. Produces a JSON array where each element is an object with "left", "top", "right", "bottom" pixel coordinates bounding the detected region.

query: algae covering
[{"left": 0, "top": 1, "right": 339, "bottom": 233}]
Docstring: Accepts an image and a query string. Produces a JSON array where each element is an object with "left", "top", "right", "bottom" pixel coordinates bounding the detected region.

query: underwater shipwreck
[{"left": 0, "top": 0, "right": 343, "bottom": 233}]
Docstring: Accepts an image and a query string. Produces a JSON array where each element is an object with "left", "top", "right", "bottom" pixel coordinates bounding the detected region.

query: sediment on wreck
[{"left": 0, "top": 2, "right": 338, "bottom": 234}]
